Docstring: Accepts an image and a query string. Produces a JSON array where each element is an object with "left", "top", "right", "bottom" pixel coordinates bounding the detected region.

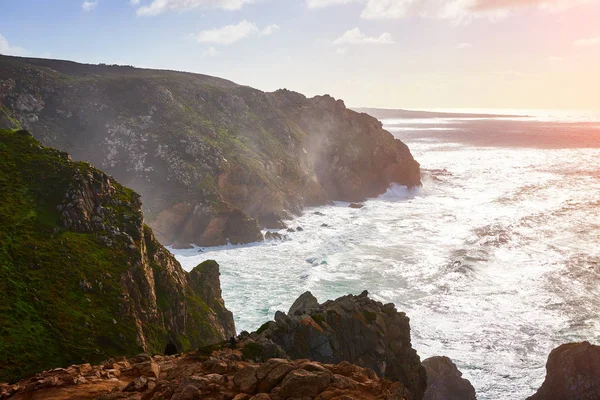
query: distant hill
[{"left": 353, "top": 107, "right": 527, "bottom": 120}]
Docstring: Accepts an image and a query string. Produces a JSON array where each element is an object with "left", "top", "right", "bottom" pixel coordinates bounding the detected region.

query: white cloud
[
  {"left": 309, "top": 0, "right": 593, "bottom": 21},
  {"left": 194, "top": 20, "right": 278, "bottom": 45},
  {"left": 307, "top": 0, "right": 358, "bottom": 8},
  {"left": 130, "top": 0, "right": 141, "bottom": 4},
  {"left": 0, "top": 34, "right": 29, "bottom": 56},
  {"left": 457, "top": 42, "right": 473, "bottom": 49},
  {"left": 336, "top": 47, "right": 348, "bottom": 54},
  {"left": 137, "top": 0, "right": 256, "bottom": 16},
  {"left": 203, "top": 46, "right": 218, "bottom": 56},
  {"left": 574, "top": 36, "right": 600, "bottom": 47},
  {"left": 260, "top": 24, "right": 280, "bottom": 36},
  {"left": 332, "top": 28, "right": 394, "bottom": 45},
  {"left": 82, "top": 1, "right": 98, "bottom": 11}
]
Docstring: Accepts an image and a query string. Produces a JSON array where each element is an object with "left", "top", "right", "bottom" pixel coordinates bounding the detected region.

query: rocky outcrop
[
  {"left": 528, "top": 342, "right": 600, "bottom": 400},
  {"left": 243, "top": 291, "right": 427, "bottom": 400},
  {"left": 0, "top": 129, "right": 235, "bottom": 384},
  {"left": 422, "top": 357, "right": 476, "bottom": 400},
  {"left": 0, "top": 349, "right": 411, "bottom": 399},
  {"left": 0, "top": 55, "right": 421, "bottom": 247}
]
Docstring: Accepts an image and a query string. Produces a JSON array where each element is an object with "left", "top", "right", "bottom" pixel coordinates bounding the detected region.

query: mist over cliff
[{"left": 0, "top": 55, "right": 420, "bottom": 248}]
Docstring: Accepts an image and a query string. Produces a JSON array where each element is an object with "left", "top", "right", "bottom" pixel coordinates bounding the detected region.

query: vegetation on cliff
[
  {"left": 0, "top": 129, "right": 234, "bottom": 383},
  {"left": 0, "top": 55, "right": 421, "bottom": 247}
]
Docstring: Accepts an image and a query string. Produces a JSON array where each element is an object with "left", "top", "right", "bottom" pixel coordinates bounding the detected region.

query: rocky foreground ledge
[{"left": 0, "top": 350, "right": 411, "bottom": 400}]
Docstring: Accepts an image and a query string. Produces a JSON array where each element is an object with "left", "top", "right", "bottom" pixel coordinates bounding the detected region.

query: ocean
[{"left": 172, "top": 109, "right": 600, "bottom": 399}]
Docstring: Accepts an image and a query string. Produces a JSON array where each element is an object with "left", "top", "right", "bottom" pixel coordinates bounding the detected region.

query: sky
[{"left": 1, "top": 0, "right": 600, "bottom": 110}]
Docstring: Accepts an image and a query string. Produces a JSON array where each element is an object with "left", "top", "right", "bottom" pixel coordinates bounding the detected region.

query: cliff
[
  {"left": 241, "top": 291, "right": 427, "bottom": 400},
  {"left": 0, "top": 55, "right": 421, "bottom": 247},
  {"left": 0, "top": 129, "right": 235, "bottom": 383}
]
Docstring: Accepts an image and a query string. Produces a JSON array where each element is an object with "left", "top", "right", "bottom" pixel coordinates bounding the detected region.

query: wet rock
[
  {"left": 528, "top": 342, "right": 600, "bottom": 400},
  {"left": 264, "top": 232, "right": 287, "bottom": 241},
  {"left": 349, "top": 203, "right": 364, "bottom": 209},
  {"left": 422, "top": 356, "right": 476, "bottom": 400}
]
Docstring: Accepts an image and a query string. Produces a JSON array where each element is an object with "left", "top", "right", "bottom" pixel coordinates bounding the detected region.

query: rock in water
[
  {"left": 349, "top": 202, "right": 364, "bottom": 209},
  {"left": 0, "top": 55, "right": 421, "bottom": 247},
  {"left": 528, "top": 342, "right": 600, "bottom": 400},
  {"left": 422, "top": 356, "right": 476, "bottom": 400},
  {"left": 0, "top": 129, "right": 235, "bottom": 383},
  {"left": 247, "top": 291, "right": 427, "bottom": 400}
]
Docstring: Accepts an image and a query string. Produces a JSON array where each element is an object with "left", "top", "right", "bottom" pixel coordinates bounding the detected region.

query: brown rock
[
  {"left": 257, "top": 359, "right": 295, "bottom": 393},
  {"left": 422, "top": 356, "right": 476, "bottom": 400},
  {"left": 250, "top": 394, "right": 271, "bottom": 400},
  {"left": 211, "top": 361, "right": 229, "bottom": 374},
  {"left": 79, "top": 363, "right": 92, "bottom": 374},
  {"left": 134, "top": 361, "right": 160, "bottom": 380},
  {"left": 234, "top": 365, "right": 260, "bottom": 394},
  {"left": 172, "top": 384, "right": 202, "bottom": 400},
  {"left": 279, "top": 369, "right": 331, "bottom": 398},
  {"left": 528, "top": 342, "right": 600, "bottom": 400},
  {"left": 123, "top": 376, "right": 148, "bottom": 392}
]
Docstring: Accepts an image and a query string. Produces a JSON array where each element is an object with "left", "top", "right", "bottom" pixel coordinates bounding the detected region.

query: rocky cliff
[
  {"left": 0, "top": 129, "right": 235, "bottom": 383},
  {"left": 240, "top": 291, "right": 426, "bottom": 400},
  {"left": 0, "top": 55, "right": 421, "bottom": 247}
]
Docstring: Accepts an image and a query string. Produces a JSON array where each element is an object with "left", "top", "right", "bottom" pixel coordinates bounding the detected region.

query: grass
[{"left": 0, "top": 129, "right": 150, "bottom": 382}]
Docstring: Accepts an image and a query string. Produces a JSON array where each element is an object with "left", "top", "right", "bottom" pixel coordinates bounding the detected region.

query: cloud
[
  {"left": 82, "top": 1, "right": 98, "bottom": 11},
  {"left": 336, "top": 47, "right": 348, "bottom": 54},
  {"left": 0, "top": 34, "right": 29, "bottom": 56},
  {"left": 194, "top": 20, "right": 278, "bottom": 45},
  {"left": 260, "top": 24, "right": 280, "bottom": 36},
  {"left": 130, "top": 0, "right": 141, "bottom": 4},
  {"left": 203, "top": 46, "right": 218, "bottom": 56},
  {"left": 310, "top": 0, "right": 593, "bottom": 21},
  {"left": 548, "top": 55, "right": 563, "bottom": 61},
  {"left": 573, "top": 36, "right": 600, "bottom": 47},
  {"left": 307, "top": 0, "right": 358, "bottom": 8},
  {"left": 332, "top": 27, "right": 394, "bottom": 45},
  {"left": 457, "top": 42, "right": 473, "bottom": 49},
  {"left": 137, "top": 0, "right": 256, "bottom": 16}
]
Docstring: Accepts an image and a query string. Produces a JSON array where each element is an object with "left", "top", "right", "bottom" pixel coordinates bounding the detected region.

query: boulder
[
  {"left": 528, "top": 342, "right": 600, "bottom": 400},
  {"left": 251, "top": 291, "right": 427, "bottom": 400},
  {"left": 422, "top": 356, "right": 476, "bottom": 400},
  {"left": 279, "top": 369, "right": 331, "bottom": 398},
  {"left": 234, "top": 365, "right": 260, "bottom": 394},
  {"left": 349, "top": 203, "right": 364, "bottom": 209},
  {"left": 288, "top": 291, "right": 320, "bottom": 316}
]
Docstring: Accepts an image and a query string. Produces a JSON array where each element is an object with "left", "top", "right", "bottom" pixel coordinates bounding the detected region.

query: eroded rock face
[
  {"left": 422, "top": 357, "right": 476, "bottom": 400},
  {"left": 0, "top": 56, "right": 421, "bottom": 247},
  {"left": 0, "top": 349, "right": 411, "bottom": 400},
  {"left": 528, "top": 342, "right": 600, "bottom": 400},
  {"left": 245, "top": 291, "right": 427, "bottom": 400},
  {"left": 0, "top": 130, "right": 235, "bottom": 383}
]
